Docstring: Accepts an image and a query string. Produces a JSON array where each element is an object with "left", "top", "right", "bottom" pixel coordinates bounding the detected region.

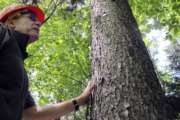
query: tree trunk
[{"left": 90, "top": 0, "right": 168, "bottom": 120}]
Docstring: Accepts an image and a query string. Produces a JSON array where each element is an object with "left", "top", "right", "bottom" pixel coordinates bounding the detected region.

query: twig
[{"left": 42, "top": 0, "right": 62, "bottom": 24}]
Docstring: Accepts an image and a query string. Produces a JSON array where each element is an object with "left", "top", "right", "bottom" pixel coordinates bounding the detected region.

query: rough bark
[{"left": 90, "top": 0, "right": 168, "bottom": 120}]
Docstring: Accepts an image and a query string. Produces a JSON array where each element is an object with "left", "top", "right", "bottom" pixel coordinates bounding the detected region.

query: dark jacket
[{"left": 0, "top": 23, "right": 35, "bottom": 120}]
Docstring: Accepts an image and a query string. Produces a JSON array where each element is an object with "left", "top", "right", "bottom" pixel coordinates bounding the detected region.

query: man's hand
[{"left": 76, "top": 81, "right": 96, "bottom": 106}]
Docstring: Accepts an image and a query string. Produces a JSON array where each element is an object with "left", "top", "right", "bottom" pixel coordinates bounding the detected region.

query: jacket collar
[{"left": 13, "top": 30, "right": 29, "bottom": 60}]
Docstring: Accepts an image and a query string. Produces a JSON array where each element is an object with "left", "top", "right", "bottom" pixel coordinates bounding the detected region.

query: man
[{"left": 0, "top": 4, "right": 95, "bottom": 120}]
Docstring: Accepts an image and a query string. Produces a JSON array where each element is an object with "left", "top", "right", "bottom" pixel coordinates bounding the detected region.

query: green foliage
[
  {"left": 129, "top": 0, "right": 180, "bottom": 41},
  {"left": 25, "top": 5, "right": 91, "bottom": 104}
]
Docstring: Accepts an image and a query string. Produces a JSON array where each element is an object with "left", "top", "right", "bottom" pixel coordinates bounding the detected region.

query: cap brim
[{"left": 0, "top": 5, "right": 45, "bottom": 23}]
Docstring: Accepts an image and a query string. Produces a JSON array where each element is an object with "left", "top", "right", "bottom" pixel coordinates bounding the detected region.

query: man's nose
[{"left": 34, "top": 20, "right": 41, "bottom": 27}]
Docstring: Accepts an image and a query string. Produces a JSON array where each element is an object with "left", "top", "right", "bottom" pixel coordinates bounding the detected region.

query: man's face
[{"left": 8, "top": 11, "right": 41, "bottom": 43}]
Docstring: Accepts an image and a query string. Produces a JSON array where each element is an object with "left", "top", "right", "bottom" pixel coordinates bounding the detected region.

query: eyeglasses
[{"left": 20, "top": 10, "right": 38, "bottom": 21}]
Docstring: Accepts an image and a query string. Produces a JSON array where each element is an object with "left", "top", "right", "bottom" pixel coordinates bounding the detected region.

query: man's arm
[{"left": 23, "top": 81, "right": 95, "bottom": 120}]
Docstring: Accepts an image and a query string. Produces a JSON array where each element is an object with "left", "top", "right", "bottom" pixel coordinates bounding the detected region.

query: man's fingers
[{"left": 89, "top": 81, "right": 96, "bottom": 92}]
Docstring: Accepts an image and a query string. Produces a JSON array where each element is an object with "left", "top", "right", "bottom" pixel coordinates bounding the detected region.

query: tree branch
[{"left": 43, "top": 0, "right": 62, "bottom": 24}]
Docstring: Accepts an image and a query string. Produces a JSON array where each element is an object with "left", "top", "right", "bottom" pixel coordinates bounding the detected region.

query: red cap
[{"left": 0, "top": 4, "right": 45, "bottom": 23}]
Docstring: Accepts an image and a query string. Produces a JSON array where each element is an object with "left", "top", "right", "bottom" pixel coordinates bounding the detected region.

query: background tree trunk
[{"left": 90, "top": 0, "right": 168, "bottom": 119}]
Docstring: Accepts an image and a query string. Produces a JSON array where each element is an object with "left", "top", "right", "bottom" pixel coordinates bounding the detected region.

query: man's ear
[
  {"left": 4, "top": 12, "right": 21, "bottom": 29},
  {"left": 5, "top": 19, "right": 16, "bottom": 29}
]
